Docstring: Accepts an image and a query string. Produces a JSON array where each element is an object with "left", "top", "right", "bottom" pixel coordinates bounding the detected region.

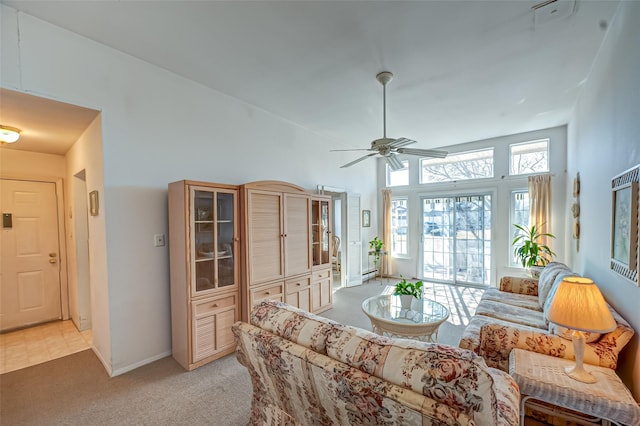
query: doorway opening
[
  {"left": 317, "top": 186, "right": 363, "bottom": 289},
  {"left": 72, "top": 170, "right": 92, "bottom": 331}
]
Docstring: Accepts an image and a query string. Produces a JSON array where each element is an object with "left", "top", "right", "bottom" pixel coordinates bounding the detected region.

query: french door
[{"left": 421, "top": 194, "right": 492, "bottom": 286}]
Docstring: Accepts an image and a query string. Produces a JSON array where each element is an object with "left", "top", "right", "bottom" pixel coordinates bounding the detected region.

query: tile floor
[{"left": 0, "top": 320, "right": 92, "bottom": 374}]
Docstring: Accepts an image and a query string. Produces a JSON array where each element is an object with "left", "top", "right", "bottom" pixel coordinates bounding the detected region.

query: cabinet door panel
[
  {"left": 193, "top": 315, "right": 216, "bottom": 362},
  {"left": 215, "top": 308, "right": 237, "bottom": 351},
  {"left": 192, "top": 306, "right": 237, "bottom": 363},
  {"left": 311, "top": 277, "right": 332, "bottom": 313},
  {"left": 248, "top": 191, "right": 284, "bottom": 284},
  {"left": 284, "top": 194, "right": 311, "bottom": 277}
]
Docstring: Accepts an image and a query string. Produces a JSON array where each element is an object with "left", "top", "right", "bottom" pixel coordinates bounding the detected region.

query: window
[
  {"left": 391, "top": 198, "right": 408, "bottom": 256},
  {"left": 421, "top": 148, "right": 494, "bottom": 183},
  {"left": 510, "top": 190, "right": 530, "bottom": 266},
  {"left": 386, "top": 161, "right": 409, "bottom": 186},
  {"left": 510, "top": 139, "right": 549, "bottom": 175}
]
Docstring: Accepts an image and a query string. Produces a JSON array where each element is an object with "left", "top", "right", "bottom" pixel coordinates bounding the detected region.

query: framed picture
[
  {"left": 89, "top": 190, "right": 99, "bottom": 216},
  {"left": 610, "top": 165, "right": 639, "bottom": 284},
  {"left": 362, "top": 210, "right": 371, "bottom": 228}
]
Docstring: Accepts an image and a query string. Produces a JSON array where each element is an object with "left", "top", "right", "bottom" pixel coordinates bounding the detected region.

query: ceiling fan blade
[
  {"left": 388, "top": 137, "right": 417, "bottom": 148},
  {"left": 340, "top": 152, "right": 377, "bottom": 168},
  {"left": 330, "top": 148, "right": 373, "bottom": 152},
  {"left": 385, "top": 154, "right": 405, "bottom": 171},
  {"left": 396, "top": 148, "right": 448, "bottom": 158}
]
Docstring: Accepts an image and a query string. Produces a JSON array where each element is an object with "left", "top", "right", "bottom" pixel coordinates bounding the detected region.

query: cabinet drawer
[
  {"left": 312, "top": 269, "right": 331, "bottom": 282},
  {"left": 285, "top": 276, "right": 311, "bottom": 294},
  {"left": 252, "top": 282, "right": 284, "bottom": 301},
  {"left": 193, "top": 294, "right": 236, "bottom": 318}
]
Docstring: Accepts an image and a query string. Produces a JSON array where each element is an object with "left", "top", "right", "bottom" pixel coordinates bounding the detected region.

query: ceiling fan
[{"left": 332, "top": 71, "right": 448, "bottom": 171}]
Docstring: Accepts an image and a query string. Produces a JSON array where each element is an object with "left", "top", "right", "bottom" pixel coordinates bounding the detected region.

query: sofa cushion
[
  {"left": 537, "top": 262, "right": 572, "bottom": 308},
  {"left": 480, "top": 288, "right": 541, "bottom": 311},
  {"left": 249, "top": 300, "right": 337, "bottom": 354},
  {"left": 458, "top": 310, "right": 547, "bottom": 352},
  {"left": 474, "top": 299, "right": 547, "bottom": 329},
  {"left": 325, "top": 324, "right": 505, "bottom": 425}
]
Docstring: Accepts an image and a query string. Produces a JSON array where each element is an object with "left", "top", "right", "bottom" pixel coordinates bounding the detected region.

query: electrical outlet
[{"left": 154, "top": 234, "right": 166, "bottom": 247}]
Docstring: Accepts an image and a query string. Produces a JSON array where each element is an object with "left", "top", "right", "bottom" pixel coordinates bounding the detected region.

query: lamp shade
[{"left": 546, "top": 276, "right": 616, "bottom": 333}]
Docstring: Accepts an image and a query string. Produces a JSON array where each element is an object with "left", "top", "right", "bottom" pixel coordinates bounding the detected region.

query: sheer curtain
[
  {"left": 381, "top": 189, "right": 393, "bottom": 277},
  {"left": 528, "top": 174, "right": 552, "bottom": 248}
]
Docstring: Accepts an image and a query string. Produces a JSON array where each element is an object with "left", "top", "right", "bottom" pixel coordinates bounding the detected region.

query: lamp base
[{"left": 565, "top": 365, "right": 597, "bottom": 384}]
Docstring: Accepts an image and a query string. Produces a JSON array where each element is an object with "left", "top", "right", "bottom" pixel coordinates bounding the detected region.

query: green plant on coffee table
[
  {"left": 512, "top": 223, "right": 556, "bottom": 268},
  {"left": 393, "top": 276, "right": 424, "bottom": 299}
]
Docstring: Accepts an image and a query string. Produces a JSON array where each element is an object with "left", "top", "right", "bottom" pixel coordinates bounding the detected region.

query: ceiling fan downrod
[{"left": 376, "top": 71, "right": 393, "bottom": 139}]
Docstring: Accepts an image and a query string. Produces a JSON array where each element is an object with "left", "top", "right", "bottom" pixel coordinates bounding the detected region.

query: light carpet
[{"left": 0, "top": 280, "right": 483, "bottom": 425}]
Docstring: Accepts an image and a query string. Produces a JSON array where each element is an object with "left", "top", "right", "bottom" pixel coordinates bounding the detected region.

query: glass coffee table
[{"left": 361, "top": 294, "right": 450, "bottom": 342}]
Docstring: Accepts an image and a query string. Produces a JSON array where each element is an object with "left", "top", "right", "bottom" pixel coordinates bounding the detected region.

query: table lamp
[{"left": 546, "top": 276, "right": 616, "bottom": 384}]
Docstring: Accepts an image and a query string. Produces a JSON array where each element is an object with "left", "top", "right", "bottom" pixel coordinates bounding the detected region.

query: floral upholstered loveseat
[
  {"left": 232, "top": 300, "right": 520, "bottom": 425},
  {"left": 458, "top": 262, "right": 635, "bottom": 372}
]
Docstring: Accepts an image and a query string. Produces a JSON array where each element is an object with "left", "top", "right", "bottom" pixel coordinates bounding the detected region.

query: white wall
[
  {"left": 1, "top": 6, "right": 377, "bottom": 375},
  {"left": 567, "top": 1, "right": 640, "bottom": 398},
  {"left": 65, "top": 115, "right": 110, "bottom": 367},
  {"left": 377, "top": 126, "right": 567, "bottom": 284}
]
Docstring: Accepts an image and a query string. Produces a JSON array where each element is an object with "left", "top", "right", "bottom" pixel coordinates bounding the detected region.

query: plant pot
[{"left": 400, "top": 295, "right": 413, "bottom": 310}]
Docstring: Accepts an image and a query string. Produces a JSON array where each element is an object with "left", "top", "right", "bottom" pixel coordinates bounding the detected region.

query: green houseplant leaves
[
  {"left": 512, "top": 223, "right": 556, "bottom": 268},
  {"left": 393, "top": 276, "right": 424, "bottom": 299}
]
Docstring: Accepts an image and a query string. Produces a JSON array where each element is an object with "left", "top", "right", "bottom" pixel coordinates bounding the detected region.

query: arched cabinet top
[{"left": 242, "top": 180, "right": 308, "bottom": 194}]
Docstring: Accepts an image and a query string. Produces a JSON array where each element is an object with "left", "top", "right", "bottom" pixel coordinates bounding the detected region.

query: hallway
[{"left": 0, "top": 321, "right": 92, "bottom": 374}]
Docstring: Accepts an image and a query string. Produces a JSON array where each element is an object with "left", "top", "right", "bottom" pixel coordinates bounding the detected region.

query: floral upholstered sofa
[
  {"left": 458, "top": 262, "right": 635, "bottom": 372},
  {"left": 233, "top": 300, "right": 520, "bottom": 425}
]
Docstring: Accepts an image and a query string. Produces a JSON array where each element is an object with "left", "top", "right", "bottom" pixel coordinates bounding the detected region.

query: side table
[{"left": 509, "top": 349, "right": 640, "bottom": 426}]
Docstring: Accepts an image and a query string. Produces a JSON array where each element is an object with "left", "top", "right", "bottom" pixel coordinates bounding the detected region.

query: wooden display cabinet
[{"left": 168, "top": 180, "right": 240, "bottom": 370}]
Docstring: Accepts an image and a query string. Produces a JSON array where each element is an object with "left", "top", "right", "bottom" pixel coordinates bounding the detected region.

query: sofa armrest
[
  {"left": 477, "top": 323, "right": 618, "bottom": 372},
  {"left": 498, "top": 276, "right": 539, "bottom": 296}
]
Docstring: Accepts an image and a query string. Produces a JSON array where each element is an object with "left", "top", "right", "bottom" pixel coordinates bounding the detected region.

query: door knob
[
  {"left": 49, "top": 253, "right": 57, "bottom": 257},
  {"left": 49, "top": 258, "right": 57, "bottom": 264}
]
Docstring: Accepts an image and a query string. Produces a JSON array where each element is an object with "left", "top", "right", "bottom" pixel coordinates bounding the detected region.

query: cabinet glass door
[
  {"left": 320, "top": 200, "right": 330, "bottom": 265},
  {"left": 216, "top": 192, "right": 236, "bottom": 288},
  {"left": 312, "top": 198, "right": 331, "bottom": 267},
  {"left": 194, "top": 190, "right": 215, "bottom": 292}
]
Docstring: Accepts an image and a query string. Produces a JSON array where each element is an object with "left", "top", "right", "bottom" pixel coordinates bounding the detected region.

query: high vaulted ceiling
[{"left": 1, "top": 1, "right": 619, "bottom": 155}]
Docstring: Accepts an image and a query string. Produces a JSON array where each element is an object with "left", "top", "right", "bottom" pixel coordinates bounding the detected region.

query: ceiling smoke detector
[{"left": 532, "top": 0, "right": 576, "bottom": 27}]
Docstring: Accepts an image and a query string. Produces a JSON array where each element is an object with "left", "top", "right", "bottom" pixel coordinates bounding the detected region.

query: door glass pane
[
  {"left": 321, "top": 201, "right": 330, "bottom": 264},
  {"left": 217, "top": 192, "right": 235, "bottom": 287},
  {"left": 194, "top": 191, "right": 214, "bottom": 292},
  {"left": 422, "top": 194, "right": 491, "bottom": 286}
]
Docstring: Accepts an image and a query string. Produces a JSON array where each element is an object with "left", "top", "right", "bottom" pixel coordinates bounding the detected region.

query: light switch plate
[{"left": 154, "top": 234, "right": 166, "bottom": 247}]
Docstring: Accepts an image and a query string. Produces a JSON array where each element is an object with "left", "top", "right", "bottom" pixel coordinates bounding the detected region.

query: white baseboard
[{"left": 109, "top": 350, "right": 172, "bottom": 377}]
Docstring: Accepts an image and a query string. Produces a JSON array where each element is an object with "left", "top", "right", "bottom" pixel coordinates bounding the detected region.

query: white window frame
[
  {"left": 390, "top": 197, "right": 409, "bottom": 257},
  {"left": 386, "top": 161, "right": 409, "bottom": 187},
  {"left": 420, "top": 148, "right": 495, "bottom": 184},
  {"left": 510, "top": 189, "right": 530, "bottom": 267},
  {"left": 509, "top": 139, "right": 550, "bottom": 176}
]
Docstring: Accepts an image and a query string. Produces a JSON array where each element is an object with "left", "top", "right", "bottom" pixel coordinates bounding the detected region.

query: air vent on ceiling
[{"left": 532, "top": 0, "right": 576, "bottom": 27}]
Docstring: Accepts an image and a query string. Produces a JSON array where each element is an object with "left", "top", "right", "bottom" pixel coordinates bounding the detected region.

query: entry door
[{"left": 0, "top": 179, "right": 62, "bottom": 331}]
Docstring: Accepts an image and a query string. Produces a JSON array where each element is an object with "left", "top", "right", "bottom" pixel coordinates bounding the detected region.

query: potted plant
[
  {"left": 393, "top": 276, "right": 423, "bottom": 310},
  {"left": 369, "top": 236, "right": 384, "bottom": 265},
  {"left": 512, "top": 223, "right": 556, "bottom": 278}
]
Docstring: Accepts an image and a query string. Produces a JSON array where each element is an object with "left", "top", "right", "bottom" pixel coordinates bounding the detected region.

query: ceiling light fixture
[{"left": 0, "top": 125, "right": 21, "bottom": 144}]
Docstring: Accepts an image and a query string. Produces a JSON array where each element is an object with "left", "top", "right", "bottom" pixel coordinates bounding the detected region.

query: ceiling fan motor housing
[{"left": 371, "top": 137, "right": 396, "bottom": 150}]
